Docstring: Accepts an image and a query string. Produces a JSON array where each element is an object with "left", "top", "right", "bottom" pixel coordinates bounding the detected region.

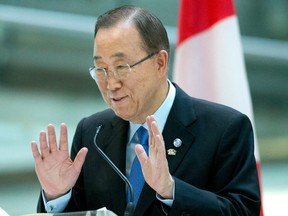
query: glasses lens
[
  {"left": 95, "top": 68, "right": 107, "bottom": 81},
  {"left": 89, "top": 64, "right": 132, "bottom": 82},
  {"left": 115, "top": 64, "right": 131, "bottom": 78}
]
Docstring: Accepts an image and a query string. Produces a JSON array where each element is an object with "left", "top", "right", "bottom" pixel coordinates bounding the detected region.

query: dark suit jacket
[{"left": 38, "top": 83, "right": 260, "bottom": 215}]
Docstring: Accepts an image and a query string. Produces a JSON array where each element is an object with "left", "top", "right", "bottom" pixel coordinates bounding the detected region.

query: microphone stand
[{"left": 93, "top": 125, "right": 134, "bottom": 216}]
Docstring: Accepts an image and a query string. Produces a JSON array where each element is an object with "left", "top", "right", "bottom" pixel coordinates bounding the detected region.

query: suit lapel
[
  {"left": 163, "top": 118, "right": 196, "bottom": 175},
  {"left": 163, "top": 85, "right": 197, "bottom": 173}
]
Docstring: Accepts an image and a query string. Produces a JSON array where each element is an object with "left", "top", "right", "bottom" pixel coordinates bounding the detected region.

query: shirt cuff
[
  {"left": 42, "top": 190, "right": 71, "bottom": 213},
  {"left": 156, "top": 182, "right": 175, "bottom": 207}
]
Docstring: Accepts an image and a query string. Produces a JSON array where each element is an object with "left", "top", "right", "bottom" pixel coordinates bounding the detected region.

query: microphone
[{"left": 93, "top": 124, "right": 134, "bottom": 216}]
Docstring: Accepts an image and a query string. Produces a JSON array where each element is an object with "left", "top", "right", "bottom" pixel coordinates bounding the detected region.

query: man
[{"left": 31, "top": 5, "right": 261, "bottom": 216}]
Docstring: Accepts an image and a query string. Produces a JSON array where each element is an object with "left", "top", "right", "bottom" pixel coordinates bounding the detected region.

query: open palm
[
  {"left": 31, "top": 123, "right": 88, "bottom": 200},
  {"left": 135, "top": 116, "right": 174, "bottom": 199}
]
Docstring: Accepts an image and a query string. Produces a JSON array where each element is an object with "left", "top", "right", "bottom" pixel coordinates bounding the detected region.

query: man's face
[{"left": 93, "top": 22, "right": 167, "bottom": 123}]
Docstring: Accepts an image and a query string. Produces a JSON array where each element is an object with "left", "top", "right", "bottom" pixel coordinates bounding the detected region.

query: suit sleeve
[{"left": 168, "top": 114, "right": 261, "bottom": 216}]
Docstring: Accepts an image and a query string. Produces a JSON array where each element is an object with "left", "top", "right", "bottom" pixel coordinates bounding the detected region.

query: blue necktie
[{"left": 127, "top": 126, "right": 149, "bottom": 207}]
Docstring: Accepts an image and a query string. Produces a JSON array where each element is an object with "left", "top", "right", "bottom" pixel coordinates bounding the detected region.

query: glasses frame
[{"left": 89, "top": 51, "right": 157, "bottom": 81}]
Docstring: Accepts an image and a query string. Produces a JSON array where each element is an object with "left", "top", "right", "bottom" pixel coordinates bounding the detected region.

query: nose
[{"left": 106, "top": 73, "right": 122, "bottom": 90}]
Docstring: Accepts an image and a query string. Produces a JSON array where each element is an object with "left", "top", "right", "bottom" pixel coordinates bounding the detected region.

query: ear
[{"left": 155, "top": 50, "right": 169, "bottom": 78}]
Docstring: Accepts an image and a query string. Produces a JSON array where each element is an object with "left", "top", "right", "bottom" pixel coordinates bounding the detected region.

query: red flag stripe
[{"left": 177, "top": 0, "right": 235, "bottom": 45}]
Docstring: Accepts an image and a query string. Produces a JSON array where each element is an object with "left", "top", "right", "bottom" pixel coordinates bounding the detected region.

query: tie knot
[{"left": 136, "top": 126, "right": 148, "bottom": 147}]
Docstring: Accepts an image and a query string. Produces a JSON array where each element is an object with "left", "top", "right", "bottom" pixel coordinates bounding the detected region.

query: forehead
[{"left": 94, "top": 23, "right": 143, "bottom": 60}]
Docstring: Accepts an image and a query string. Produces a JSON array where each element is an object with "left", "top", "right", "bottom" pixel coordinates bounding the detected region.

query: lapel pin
[
  {"left": 167, "top": 148, "right": 177, "bottom": 155},
  {"left": 173, "top": 138, "right": 182, "bottom": 148}
]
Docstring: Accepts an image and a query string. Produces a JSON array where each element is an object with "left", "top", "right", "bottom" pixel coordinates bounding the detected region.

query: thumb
[{"left": 73, "top": 147, "right": 88, "bottom": 173}]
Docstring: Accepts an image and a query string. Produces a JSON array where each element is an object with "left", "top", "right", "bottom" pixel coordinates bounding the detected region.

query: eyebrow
[{"left": 93, "top": 52, "right": 127, "bottom": 61}]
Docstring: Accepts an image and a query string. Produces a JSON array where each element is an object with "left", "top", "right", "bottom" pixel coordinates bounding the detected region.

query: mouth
[{"left": 111, "top": 96, "right": 127, "bottom": 102}]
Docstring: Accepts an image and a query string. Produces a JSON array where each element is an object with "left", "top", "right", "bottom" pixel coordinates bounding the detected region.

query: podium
[
  {"left": 54, "top": 208, "right": 117, "bottom": 216},
  {"left": 19, "top": 208, "right": 117, "bottom": 216},
  {"left": 55, "top": 208, "right": 117, "bottom": 216}
]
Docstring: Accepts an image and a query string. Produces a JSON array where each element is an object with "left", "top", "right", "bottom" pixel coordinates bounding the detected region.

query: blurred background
[{"left": 0, "top": 0, "right": 287, "bottom": 215}]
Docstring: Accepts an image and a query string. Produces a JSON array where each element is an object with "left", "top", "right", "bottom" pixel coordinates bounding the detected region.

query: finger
[
  {"left": 31, "top": 141, "right": 42, "bottom": 163},
  {"left": 151, "top": 121, "right": 166, "bottom": 157},
  {"left": 151, "top": 120, "right": 162, "bottom": 141},
  {"left": 135, "top": 144, "right": 148, "bottom": 166},
  {"left": 147, "top": 116, "right": 162, "bottom": 159},
  {"left": 47, "top": 124, "right": 58, "bottom": 152},
  {"left": 73, "top": 147, "right": 88, "bottom": 173},
  {"left": 154, "top": 134, "right": 166, "bottom": 156},
  {"left": 146, "top": 115, "right": 155, "bottom": 146},
  {"left": 149, "top": 116, "right": 163, "bottom": 145},
  {"left": 39, "top": 130, "right": 49, "bottom": 158},
  {"left": 59, "top": 123, "right": 68, "bottom": 151}
]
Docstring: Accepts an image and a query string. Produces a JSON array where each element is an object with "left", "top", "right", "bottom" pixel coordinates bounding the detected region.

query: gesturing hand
[
  {"left": 135, "top": 115, "right": 174, "bottom": 199},
  {"left": 31, "top": 123, "right": 88, "bottom": 200}
]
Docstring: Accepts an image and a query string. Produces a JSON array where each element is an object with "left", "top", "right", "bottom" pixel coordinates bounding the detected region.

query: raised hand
[
  {"left": 135, "top": 115, "right": 174, "bottom": 199},
  {"left": 31, "top": 123, "right": 88, "bottom": 200}
]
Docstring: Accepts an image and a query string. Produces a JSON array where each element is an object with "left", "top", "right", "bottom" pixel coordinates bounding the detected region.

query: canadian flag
[{"left": 173, "top": 0, "right": 263, "bottom": 215}]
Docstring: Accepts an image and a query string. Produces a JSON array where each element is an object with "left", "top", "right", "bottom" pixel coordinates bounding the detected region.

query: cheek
[
  {"left": 131, "top": 78, "right": 151, "bottom": 106},
  {"left": 129, "top": 76, "right": 146, "bottom": 96},
  {"left": 97, "top": 83, "right": 109, "bottom": 101}
]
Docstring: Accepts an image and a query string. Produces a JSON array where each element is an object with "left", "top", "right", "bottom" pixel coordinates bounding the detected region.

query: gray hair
[{"left": 94, "top": 5, "right": 170, "bottom": 57}]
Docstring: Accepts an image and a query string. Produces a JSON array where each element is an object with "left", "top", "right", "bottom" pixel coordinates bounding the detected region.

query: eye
[
  {"left": 94, "top": 68, "right": 107, "bottom": 80},
  {"left": 95, "top": 67, "right": 106, "bottom": 73},
  {"left": 115, "top": 64, "right": 130, "bottom": 76}
]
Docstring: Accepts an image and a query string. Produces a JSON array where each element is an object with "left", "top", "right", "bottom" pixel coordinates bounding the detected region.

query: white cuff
[
  {"left": 42, "top": 190, "right": 71, "bottom": 213},
  {"left": 156, "top": 182, "right": 175, "bottom": 207}
]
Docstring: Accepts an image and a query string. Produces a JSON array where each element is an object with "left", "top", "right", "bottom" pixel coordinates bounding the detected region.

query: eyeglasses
[{"left": 89, "top": 52, "right": 157, "bottom": 82}]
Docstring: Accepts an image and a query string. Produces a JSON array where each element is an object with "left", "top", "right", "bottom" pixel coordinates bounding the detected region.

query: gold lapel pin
[{"left": 167, "top": 148, "right": 177, "bottom": 155}]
